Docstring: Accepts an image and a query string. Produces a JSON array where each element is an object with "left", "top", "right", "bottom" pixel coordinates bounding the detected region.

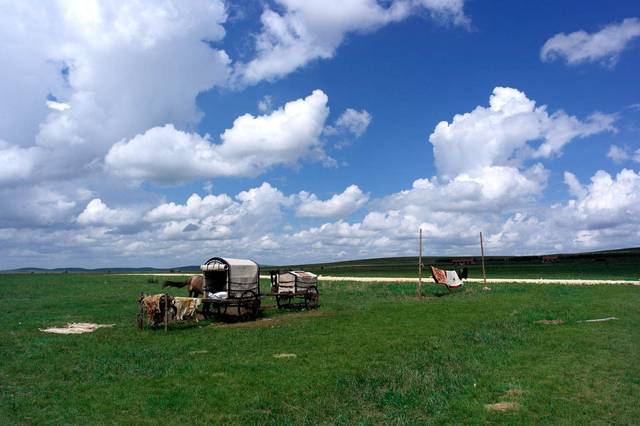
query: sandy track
[
  {"left": 120, "top": 273, "right": 639, "bottom": 286},
  {"left": 310, "top": 276, "right": 640, "bottom": 286}
]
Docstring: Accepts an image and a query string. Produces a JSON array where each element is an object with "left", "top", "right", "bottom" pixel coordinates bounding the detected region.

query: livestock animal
[{"left": 163, "top": 275, "right": 204, "bottom": 297}]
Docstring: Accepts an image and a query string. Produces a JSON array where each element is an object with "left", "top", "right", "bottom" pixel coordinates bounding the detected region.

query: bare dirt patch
[
  {"left": 485, "top": 401, "right": 521, "bottom": 412},
  {"left": 536, "top": 319, "right": 564, "bottom": 325},
  {"left": 211, "top": 310, "right": 332, "bottom": 329}
]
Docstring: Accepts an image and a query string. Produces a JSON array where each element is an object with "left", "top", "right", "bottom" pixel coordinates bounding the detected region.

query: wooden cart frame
[
  {"left": 269, "top": 270, "right": 319, "bottom": 309},
  {"left": 200, "top": 257, "right": 261, "bottom": 321}
]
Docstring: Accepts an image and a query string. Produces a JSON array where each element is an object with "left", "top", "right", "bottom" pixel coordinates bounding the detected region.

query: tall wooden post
[
  {"left": 480, "top": 232, "right": 487, "bottom": 287},
  {"left": 417, "top": 228, "right": 423, "bottom": 297}
]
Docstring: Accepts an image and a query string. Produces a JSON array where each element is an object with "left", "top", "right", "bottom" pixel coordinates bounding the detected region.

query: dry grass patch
[
  {"left": 485, "top": 401, "right": 521, "bottom": 412},
  {"left": 536, "top": 319, "right": 564, "bottom": 325}
]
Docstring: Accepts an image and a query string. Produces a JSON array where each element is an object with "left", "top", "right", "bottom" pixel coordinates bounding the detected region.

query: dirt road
[{"left": 122, "top": 273, "right": 640, "bottom": 286}]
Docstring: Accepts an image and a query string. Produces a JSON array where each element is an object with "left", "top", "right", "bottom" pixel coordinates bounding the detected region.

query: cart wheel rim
[{"left": 305, "top": 287, "right": 318, "bottom": 308}]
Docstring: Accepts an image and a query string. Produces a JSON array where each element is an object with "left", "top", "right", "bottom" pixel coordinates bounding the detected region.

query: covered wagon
[
  {"left": 200, "top": 257, "right": 261, "bottom": 320},
  {"left": 269, "top": 270, "right": 319, "bottom": 309}
]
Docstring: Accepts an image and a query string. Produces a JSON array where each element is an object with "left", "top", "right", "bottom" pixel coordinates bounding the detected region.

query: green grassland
[
  {"left": 1, "top": 273, "right": 639, "bottom": 424},
  {"left": 271, "top": 247, "right": 640, "bottom": 280}
]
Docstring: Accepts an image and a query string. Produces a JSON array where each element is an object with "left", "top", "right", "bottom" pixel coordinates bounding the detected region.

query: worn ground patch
[
  {"left": 273, "top": 353, "right": 297, "bottom": 359},
  {"left": 211, "top": 309, "right": 332, "bottom": 329},
  {"left": 485, "top": 401, "right": 521, "bottom": 412},
  {"left": 536, "top": 319, "right": 564, "bottom": 325}
]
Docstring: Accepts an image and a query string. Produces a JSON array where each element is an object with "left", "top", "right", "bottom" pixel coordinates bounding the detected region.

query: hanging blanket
[
  {"left": 141, "top": 294, "right": 172, "bottom": 325},
  {"left": 142, "top": 294, "right": 164, "bottom": 322},
  {"left": 430, "top": 266, "right": 463, "bottom": 288},
  {"left": 173, "top": 297, "right": 202, "bottom": 321}
]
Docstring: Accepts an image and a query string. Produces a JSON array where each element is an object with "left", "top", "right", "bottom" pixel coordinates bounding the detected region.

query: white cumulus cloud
[
  {"left": 0, "top": 142, "right": 43, "bottom": 184},
  {"left": 0, "top": 0, "right": 230, "bottom": 183},
  {"left": 77, "top": 199, "right": 139, "bottom": 227},
  {"left": 105, "top": 90, "right": 330, "bottom": 184},
  {"left": 429, "top": 87, "right": 615, "bottom": 179},
  {"left": 607, "top": 144, "right": 631, "bottom": 164},
  {"left": 145, "top": 193, "right": 233, "bottom": 222},
  {"left": 325, "top": 108, "right": 372, "bottom": 138},
  {"left": 541, "top": 18, "right": 640, "bottom": 67},
  {"left": 556, "top": 169, "right": 640, "bottom": 230},
  {"left": 233, "top": 0, "right": 468, "bottom": 85},
  {"left": 296, "top": 185, "right": 369, "bottom": 218}
]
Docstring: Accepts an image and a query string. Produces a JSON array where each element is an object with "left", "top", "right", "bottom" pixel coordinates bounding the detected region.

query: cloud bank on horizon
[{"left": 0, "top": 0, "right": 639, "bottom": 268}]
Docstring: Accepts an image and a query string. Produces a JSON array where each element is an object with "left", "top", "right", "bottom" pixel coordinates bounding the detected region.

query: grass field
[{"left": 1, "top": 274, "right": 639, "bottom": 424}]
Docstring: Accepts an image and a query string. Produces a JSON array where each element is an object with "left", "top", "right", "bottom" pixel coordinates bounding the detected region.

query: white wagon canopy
[
  {"left": 276, "top": 271, "right": 318, "bottom": 294},
  {"left": 199, "top": 257, "right": 261, "bottom": 320},
  {"left": 200, "top": 257, "right": 260, "bottom": 298}
]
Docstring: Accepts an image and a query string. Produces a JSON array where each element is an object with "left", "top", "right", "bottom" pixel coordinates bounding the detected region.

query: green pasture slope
[
  {"left": 271, "top": 247, "right": 640, "bottom": 280},
  {"left": 1, "top": 274, "right": 639, "bottom": 424}
]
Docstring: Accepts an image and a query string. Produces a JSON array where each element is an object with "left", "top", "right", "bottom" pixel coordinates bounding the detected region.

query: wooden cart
[
  {"left": 269, "top": 270, "right": 319, "bottom": 309},
  {"left": 200, "top": 257, "right": 261, "bottom": 320}
]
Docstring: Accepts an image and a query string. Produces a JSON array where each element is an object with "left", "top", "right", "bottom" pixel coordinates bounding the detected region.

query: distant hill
[
  {"left": 1, "top": 266, "right": 201, "bottom": 274},
  {"left": 264, "top": 247, "right": 640, "bottom": 280},
  {"left": 2, "top": 247, "right": 639, "bottom": 280}
]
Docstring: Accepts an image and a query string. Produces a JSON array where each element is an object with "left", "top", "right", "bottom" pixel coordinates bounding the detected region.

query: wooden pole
[
  {"left": 417, "top": 228, "right": 423, "bottom": 297},
  {"left": 480, "top": 232, "right": 487, "bottom": 287}
]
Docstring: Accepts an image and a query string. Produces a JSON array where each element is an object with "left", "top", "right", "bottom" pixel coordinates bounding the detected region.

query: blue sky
[{"left": 0, "top": 1, "right": 639, "bottom": 268}]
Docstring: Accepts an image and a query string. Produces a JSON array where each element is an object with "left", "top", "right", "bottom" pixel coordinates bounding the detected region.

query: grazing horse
[{"left": 164, "top": 275, "right": 204, "bottom": 297}]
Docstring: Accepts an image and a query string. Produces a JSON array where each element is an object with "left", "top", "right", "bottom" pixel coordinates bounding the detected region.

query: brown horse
[{"left": 163, "top": 275, "right": 204, "bottom": 297}]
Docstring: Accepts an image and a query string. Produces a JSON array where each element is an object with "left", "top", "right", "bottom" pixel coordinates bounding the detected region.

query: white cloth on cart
[{"left": 207, "top": 291, "right": 228, "bottom": 300}]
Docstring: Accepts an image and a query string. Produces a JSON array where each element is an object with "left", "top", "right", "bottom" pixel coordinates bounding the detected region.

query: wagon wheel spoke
[
  {"left": 241, "top": 290, "right": 260, "bottom": 319},
  {"left": 305, "top": 287, "right": 319, "bottom": 309}
]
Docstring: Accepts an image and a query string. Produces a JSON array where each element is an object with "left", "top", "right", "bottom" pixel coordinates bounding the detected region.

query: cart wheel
[
  {"left": 201, "top": 301, "right": 212, "bottom": 319},
  {"left": 277, "top": 294, "right": 291, "bottom": 309},
  {"left": 241, "top": 290, "right": 260, "bottom": 319},
  {"left": 305, "top": 287, "right": 319, "bottom": 309}
]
